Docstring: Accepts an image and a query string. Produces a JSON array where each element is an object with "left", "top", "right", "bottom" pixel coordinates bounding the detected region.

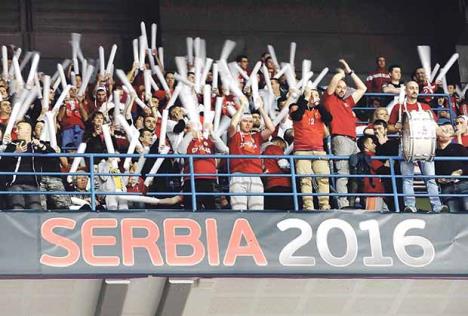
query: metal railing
[
  {"left": 359, "top": 92, "right": 458, "bottom": 125},
  {"left": 0, "top": 152, "right": 466, "bottom": 213}
]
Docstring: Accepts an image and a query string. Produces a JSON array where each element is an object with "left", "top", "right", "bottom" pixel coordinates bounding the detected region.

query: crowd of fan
[{"left": 0, "top": 40, "right": 466, "bottom": 213}]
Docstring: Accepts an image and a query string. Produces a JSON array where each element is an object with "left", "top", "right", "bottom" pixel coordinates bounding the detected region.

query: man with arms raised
[
  {"left": 323, "top": 59, "right": 367, "bottom": 209},
  {"left": 228, "top": 97, "right": 275, "bottom": 210}
]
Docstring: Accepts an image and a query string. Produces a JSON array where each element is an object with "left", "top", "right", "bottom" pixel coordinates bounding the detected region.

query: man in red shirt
[
  {"left": 263, "top": 137, "right": 292, "bottom": 210},
  {"left": 57, "top": 87, "right": 88, "bottom": 147},
  {"left": 323, "top": 59, "right": 367, "bottom": 209},
  {"left": 290, "top": 88, "right": 332, "bottom": 210},
  {"left": 388, "top": 81, "right": 448, "bottom": 213},
  {"left": 366, "top": 56, "right": 390, "bottom": 93},
  {"left": 177, "top": 123, "right": 228, "bottom": 210},
  {"left": 228, "top": 97, "right": 275, "bottom": 210}
]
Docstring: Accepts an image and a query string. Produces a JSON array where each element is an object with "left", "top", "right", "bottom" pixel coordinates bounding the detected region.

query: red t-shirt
[
  {"left": 363, "top": 152, "right": 385, "bottom": 194},
  {"left": 263, "top": 144, "right": 291, "bottom": 189},
  {"left": 61, "top": 100, "right": 85, "bottom": 130},
  {"left": 293, "top": 108, "right": 325, "bottom": 151},
  {"left": 365, "top": 70, "right": 390, "bottom": 93},
  {"left": 388, "top": 102, "right": 434, "bottom": 125},
  {"left": 229, "top": 131, "right": 263, "bottom": 174},
  {"left": 184, "top": 137, "right": 217, "bottom": 179},
  {"left": 323, "top": 93, "right": 356, "bottom": 138}
]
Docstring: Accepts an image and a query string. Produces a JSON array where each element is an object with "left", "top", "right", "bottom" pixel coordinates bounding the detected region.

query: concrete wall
[
  {"left": 0, "top": 0, "right": 160, "bottom": 75},
  {"left": 159, "top": 0, "right": 461, "bottom": 81}
]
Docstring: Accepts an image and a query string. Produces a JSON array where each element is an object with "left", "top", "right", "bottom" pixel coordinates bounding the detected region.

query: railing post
[
  {"left": 289, "top": 156, "right": 299, "bottom": 211},
  {"left": 447, "top": 94, "right": 455, "bottom": 126},
  {"left": 90, "top": 155, "right": 96, "bottom": 211},
  {"left": 189, "top": 156, "right": 197, "bottom": 211},
  {"left": 389, "top": 158, "right": 400, "bottom": 213}
]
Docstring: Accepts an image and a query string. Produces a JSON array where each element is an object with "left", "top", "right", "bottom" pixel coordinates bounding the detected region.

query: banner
[{"left": 0, "top": 211, "right": 467, "bottom": 277}]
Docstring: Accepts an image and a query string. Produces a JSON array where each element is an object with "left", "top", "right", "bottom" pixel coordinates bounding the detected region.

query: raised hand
[{"left": 338, "top": 59, "right": 352, "bottom": 73}]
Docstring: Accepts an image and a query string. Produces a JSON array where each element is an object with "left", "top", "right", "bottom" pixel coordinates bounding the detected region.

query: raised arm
[
  {"left": 228, "top": 97, "right": 247, "bottom": 138},
  {"left": 77, "top": 96, "right": 88, "bottom": 122},
  {"left": 258, "top": 97, "right": 275, "bottom": 140},
  {"left": 326, "top": 68, "right": 345, "bottom": 96},
  {"left": 339, "top": 59, "right": 367, "bottom": 103}
]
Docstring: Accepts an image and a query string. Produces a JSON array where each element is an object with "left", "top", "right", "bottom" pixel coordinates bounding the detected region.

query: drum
[{"left": 402, "top": 110, "right": 436, "bottom": 161}]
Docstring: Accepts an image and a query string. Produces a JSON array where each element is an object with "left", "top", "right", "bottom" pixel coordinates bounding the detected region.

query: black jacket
[{"left": 1, "top": 141, "right": 48, "bottom": 187}]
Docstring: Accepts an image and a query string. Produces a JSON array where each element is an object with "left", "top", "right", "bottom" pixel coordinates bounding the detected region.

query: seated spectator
[
  {"left": 69, "top": 173, "right": 93, "bottom": 210},
  {"left": 96, "top": 158, "right": 128, "bottom": 210},
  {"left": 126, "top": 162, "right": 146, "bottom": 209},
  {"left": 455, "top": 115, "right": 468, "bottom": 147},
  {"left": 263, "top": 137, "right": 292, "bottom": 210},
  {"left": 364, "top": 107, "right": 390, "bottom": 135},
  {"left": 435, "top": 123, "right": 468, "bottom": 212},
  {"left": 372, "top": 107, "right": 389, "bottom": 123}
]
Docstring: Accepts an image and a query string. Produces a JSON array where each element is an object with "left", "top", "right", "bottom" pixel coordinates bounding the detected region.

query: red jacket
[{"left": 363, "top": 152, "right": 386, "bottom": 194}]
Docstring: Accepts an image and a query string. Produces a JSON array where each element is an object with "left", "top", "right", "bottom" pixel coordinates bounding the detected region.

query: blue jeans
[
  {"left": 441, "top": 181, "right": 468, "bottom": 212},
  {"left": 400, "top": 160, "right": 443, "bottom": 212},
  {"left": 61, "top": 125, "right": 84, "bottom": 148}
]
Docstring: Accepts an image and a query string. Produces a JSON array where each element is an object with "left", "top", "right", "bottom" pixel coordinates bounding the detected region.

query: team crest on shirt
[{"left": 240, "top": 137, "right": 258, "bottom": 154}]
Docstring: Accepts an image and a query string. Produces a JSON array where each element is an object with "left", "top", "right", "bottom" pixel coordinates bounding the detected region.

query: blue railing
[
  {"left": 360, "top": 92, "right": 458, "bottom": 125},
  {"left": 0, "top": 152, "right": 465, "bottom": 213}
]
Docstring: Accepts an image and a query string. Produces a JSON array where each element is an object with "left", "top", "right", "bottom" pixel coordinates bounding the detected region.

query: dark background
[{"left": 0, "top": 0, "right": 467, "bottom": 82}]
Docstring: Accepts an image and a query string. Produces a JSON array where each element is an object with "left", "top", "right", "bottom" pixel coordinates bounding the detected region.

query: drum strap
[{"left": 399, "top": 102, "right": 424, "bottom": 123}]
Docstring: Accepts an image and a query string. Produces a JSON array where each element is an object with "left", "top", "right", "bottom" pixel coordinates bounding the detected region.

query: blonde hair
[{"left": 372, "top": 107, "right": 389, "bottom": 122}]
